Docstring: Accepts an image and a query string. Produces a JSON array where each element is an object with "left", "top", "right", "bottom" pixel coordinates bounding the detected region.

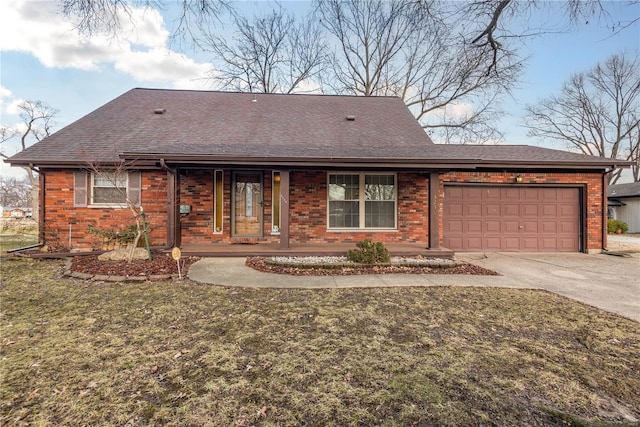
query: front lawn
[{"left": 1, "top": 258, "right": 638, "bottom": 426}]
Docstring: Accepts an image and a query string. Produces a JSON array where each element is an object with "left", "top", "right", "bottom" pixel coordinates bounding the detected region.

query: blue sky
[{"left": 1, "top": 0, "right": 639, "bottom": 180}]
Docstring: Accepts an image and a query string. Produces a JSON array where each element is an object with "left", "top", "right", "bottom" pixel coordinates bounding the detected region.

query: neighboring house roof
[
  {"left": 6, "top": 88, "right": 630, "bottom": 170},
  {"left": 608, "top": 182, "right": 640, "bottom": 199}
]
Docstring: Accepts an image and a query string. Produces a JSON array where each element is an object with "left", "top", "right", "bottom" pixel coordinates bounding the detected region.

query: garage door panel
[
  {"left": 485, "top": 237, "right": 502, "bottom": 249},
  {"left": 522, "top": 221, "right": 538, "bottom": 233},
  {"left": 558, "top": 238, "right": 577, "bottom": 251},
  {"left": 465, "top": 237, "right": 482, "bottom": 250},
  {"left": 521, "top": 204, "right": 539, "bottom": 217},
  {"left": 541, "top": 221, "right": 557, "bottom": 233},
  {"left": 541, "top": 204, "right": 557, "bottom": 217},
  {"left": 485, "top": 220, "right": 501, "bottom": 233},
  {"left": 466, "top": 204, "right": 482, "bottom": 216},
  {"left": 446, "top": 202, "right": 464, "bottom": 216},
  {"left": 559, "top": 221, "right": 578, "bottom": 233},
  {"left": 522, "top": 188, "right": 542, "bottom": 201},
  {"left": 521, "top": 237, "right": 539, "bottom": 251},
  {"left": 502, "top": 237, "right": 521, "bottom": 251},
  {"left": 485, "top": 204, "right": 500, "bottom": 216},
  {"left": 503, "top": 188, "right": 520, "bottom": 200},
  {"left": 503, "top": 204, "right": 519, "bottom": 216},
  {"left": 446, "top": 219, "right": 463, "bottom": 233},
  {"left": 444, "top": 186, "right": 580, "bottom": 252},
  {"left": 560, "top": 204, "right": 578, "bottom": 216},
  {"left": 540, "top": 237, "right": 559, "bottom": 250},
  {"left": 466, "top": 220, "right": 482, "bottom": 233}
]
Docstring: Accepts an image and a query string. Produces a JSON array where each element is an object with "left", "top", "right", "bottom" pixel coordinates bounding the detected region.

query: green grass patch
[{"left": 1, "top": 258, "right": 639, "bottom": 426}]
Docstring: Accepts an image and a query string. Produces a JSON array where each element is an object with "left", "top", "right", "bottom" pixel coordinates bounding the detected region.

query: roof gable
[{"left": 8, "top": 88, "right": 433, "bottom": 165}]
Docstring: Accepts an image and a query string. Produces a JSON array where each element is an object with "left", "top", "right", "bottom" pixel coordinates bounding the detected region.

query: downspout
[
  {"left": 602, "top": 170, "right": 610, "bottom": 252},
  {"left": 38, "top": 169, "right": 46, "bottom": 246}
]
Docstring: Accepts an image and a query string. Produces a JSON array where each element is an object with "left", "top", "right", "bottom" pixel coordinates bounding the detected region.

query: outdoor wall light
[{"left": 515, "top": 175, "right": 523, "bottom": 183}]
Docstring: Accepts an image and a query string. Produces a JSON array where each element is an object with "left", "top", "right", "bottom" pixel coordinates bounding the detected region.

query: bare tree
[
  {"left": 88, "top": 161, "right": 149, "bottom": 263},
  {"left": 1, "top": 101, "right": 58, "bottom": 221},
  {"left": 204, "top": 7, "right": 328, "bottom": 94},
  {"left": 315, "top": 0, "right": 522, "bottom": 143},
  {"left": 59, "top": 0, "right": 232, "bottom": 43},
  {"left": 525, "top": 52, "right": 640, "bottom": 184},
  {"left": 463, "top": 0, "right": 636, "bottom": 75},
  {"left": 0, "top": 176, "right": 32, "bottom": 208}
]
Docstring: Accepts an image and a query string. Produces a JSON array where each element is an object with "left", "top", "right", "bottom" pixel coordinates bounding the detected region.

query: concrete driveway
[
  {"left": 456, "top": 252, "right": 640, "bottom": 322},
  {"left": 189, "top": 252, "right": 640, "bottom": 322}
]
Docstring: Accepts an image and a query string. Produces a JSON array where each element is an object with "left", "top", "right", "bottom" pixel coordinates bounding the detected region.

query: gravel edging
[
  {"left": 265, "top": 256, "right": 462, "bottom": 269},
  {"left": 63, "top": 258, "right": 181, "bottom": 282}
]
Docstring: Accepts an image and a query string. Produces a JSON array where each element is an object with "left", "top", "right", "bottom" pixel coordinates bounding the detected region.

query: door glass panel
[{"left": 234, "top": 173, "right": 262, "bottom": 236}]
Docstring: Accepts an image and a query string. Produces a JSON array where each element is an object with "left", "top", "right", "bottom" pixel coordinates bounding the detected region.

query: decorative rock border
[
  {"left": 63, "top": 258, "right": 179, "bottom": 282},
  {"left": 265, "top": 256, "right": 463, "bottom": 270}
]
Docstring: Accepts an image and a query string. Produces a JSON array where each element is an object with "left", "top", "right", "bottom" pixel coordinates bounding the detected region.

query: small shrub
[
  {"left": 347, "top": 239, "right": 390, "bottom": 264},
  {"left": 87, "top": 224, "right": 141, "bottom": 250},
  {"left": 607, "top": 219, "right": 628, "bottom": 234}
]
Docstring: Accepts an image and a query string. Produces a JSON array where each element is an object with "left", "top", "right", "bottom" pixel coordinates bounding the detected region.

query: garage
[{"left": 443, "top": 186, "right": 581, "bottom": 252}]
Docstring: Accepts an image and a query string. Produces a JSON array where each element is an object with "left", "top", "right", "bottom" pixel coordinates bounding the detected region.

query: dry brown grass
[
  {"left": 1, "top": 258, "right": 639, "bottom": 426},
  {"left": 0, "top": 220, "right": 38, "bottom": 254}
]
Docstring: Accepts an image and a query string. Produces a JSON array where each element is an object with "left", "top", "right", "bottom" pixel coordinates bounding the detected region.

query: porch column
[
  {"left": 428, "top": 171, "right": 440, "bottom": 249},
  {"left": 279, "top": 170, "right": 290, "bottom": 249},
  {"left": 166, "top": 168, "right": 181, "bottom": 248}
]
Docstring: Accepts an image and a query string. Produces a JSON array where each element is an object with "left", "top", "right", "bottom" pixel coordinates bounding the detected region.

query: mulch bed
[
  {"left": 246, "top": 257, "right": 500, "bottom": 276},
  {"left": 71, "top": 252, "right": 201, "bottom": 277},
  {"left": 69, "top": 254, "right": 498, "bottom": 278}
]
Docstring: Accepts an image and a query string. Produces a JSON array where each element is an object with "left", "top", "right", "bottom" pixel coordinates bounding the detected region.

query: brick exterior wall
[
  {"left": 179, "top": 170, "right": 431, "bottom": 245},
  {"left": 440, "top": 171, "right": 604, "bottom": 251},
  {"left": 41, "top": 169, "right": 168, "bottom": 250},
  {"left": 41, "top": 168, "right": 605, "bottom": 252}
]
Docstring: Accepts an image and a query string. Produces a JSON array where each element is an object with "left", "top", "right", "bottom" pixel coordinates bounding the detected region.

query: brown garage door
[{"left": 443, "top": 186, "right": 580, "bottom": 252}]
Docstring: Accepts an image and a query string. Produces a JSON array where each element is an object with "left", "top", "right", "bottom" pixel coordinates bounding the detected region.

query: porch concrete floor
[{"left": 180, "top": 242, "right": 454, "bottom": 259}]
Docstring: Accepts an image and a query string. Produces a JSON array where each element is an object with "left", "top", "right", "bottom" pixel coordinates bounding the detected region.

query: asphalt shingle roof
[
  {"left": 6, "top": 88, "right": 628, "bottom": 169},
  {"left": 608, "top": 182, "right": 640, "bottom": 198}
]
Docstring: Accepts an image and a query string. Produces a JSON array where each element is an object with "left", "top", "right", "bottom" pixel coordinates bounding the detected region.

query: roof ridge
[{"left": 130, "top": 87, "right": 402, "bottom": 100}]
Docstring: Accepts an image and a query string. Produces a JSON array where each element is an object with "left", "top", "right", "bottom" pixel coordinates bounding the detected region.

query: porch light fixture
[
  {"left": 274, "top": 173, "right": 281, "bottom": 183},
  {"left": 346, "top": 115, "right": 355, "bottom": 121},
  {"left": 515, "top": 175, "right": 523, "bottom": 183}
]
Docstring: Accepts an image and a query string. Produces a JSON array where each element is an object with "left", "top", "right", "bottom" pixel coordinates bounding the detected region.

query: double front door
[{"left": 233, "top": 172, "right": 263, "bottom": 237}]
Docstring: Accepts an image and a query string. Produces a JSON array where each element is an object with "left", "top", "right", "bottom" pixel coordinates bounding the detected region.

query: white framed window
[
  {"left": 91, "top": 171, "right": 127, "bottom": 206},
  {"left": 328, "top": 172, "right": 396, "bottom": 230}
]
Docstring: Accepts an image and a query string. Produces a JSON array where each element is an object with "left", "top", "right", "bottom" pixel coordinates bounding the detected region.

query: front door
[{"left": 233, "top": 172, "right": 263, "bottom": 237}]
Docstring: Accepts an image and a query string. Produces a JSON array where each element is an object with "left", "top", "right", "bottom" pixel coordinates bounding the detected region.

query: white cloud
[
  {"left": 0, "top": 0, "right": 214, "bottom": 88},
  {"left": 5, "top": 99, "right": 26, "bottom": 116},
  {"left": 0, "top": 86, "right": 12, "bottom": 114},
  {"left": 427, "top": 102, "right": 475, "bottom": 121}
]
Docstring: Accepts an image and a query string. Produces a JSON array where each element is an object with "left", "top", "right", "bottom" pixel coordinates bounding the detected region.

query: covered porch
[{"left": 180, "top": 242, "right": 454, "bottom": 259}]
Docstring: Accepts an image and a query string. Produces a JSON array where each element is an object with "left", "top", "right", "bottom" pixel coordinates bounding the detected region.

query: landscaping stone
[
  {"left": 97, "top": 248, "right": 149, "bottom": 261},
  {"left": 71, "top": 271, "right": 93, "bottom": 280}
]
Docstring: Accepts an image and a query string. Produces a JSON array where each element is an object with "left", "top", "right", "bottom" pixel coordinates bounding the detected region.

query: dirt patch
[
  {"left": 71, "top": 252, "right": 200, "bottom": 277},
  {"left": 246, "top": 256, "right": 500, "bottom": 276}
]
